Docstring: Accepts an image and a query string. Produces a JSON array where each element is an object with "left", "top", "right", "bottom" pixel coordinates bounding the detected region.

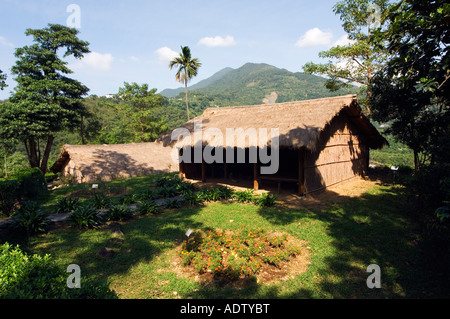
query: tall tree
[
  {"left": 303, "top": 0, "right": 391, "bottom": 114},
  {"left": 0, "top": 24, "right": 90, "bottom": 174},
  {"left": 369, "top": 0, "right": 449, "bottom": 171},
  {"left": 169, "top": 46, "right": 201, "bottom": 121},
  {"left": 0, "top": 69, "right": 7, "bottom": 90},
  {"left": 117, "top": 82, "right": 168, "bottom": 142}
]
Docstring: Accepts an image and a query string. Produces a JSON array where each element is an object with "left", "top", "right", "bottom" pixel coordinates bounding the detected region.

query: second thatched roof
[{"left": 157, "top": 94, "right": 387, "bottom": 151}]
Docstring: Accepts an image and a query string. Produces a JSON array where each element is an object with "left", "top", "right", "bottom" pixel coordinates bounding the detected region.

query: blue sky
[{"left": 0, "top": 0, "right": 351, "bottom": 100}]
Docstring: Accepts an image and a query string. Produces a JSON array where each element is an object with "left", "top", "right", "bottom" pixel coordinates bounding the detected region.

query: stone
[{"left": 97, "top": 247, "right": 115, "bottom": 258}]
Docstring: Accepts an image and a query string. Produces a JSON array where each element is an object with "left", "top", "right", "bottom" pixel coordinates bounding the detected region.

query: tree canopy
[
  {"left": 0, "top": 24, "right": 90, "bottom": 173},
  {"left": 169, "top": 46, "right": 202, "bottom": 121}
]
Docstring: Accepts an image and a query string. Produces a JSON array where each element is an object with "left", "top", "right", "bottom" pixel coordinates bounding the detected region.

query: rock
[
  {"left": 97, "top": 247, "right": 115, "bottom": 258},
  {"left": 108, "top": 237, "right": 125, "bottom": 245}
]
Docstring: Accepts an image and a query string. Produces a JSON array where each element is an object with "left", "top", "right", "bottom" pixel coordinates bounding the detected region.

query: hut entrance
[{"left": 179, "top": 147, "right": 305, "bottom": 195}]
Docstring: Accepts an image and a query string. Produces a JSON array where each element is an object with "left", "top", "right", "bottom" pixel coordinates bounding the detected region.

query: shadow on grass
[{"left": 5, "top": 169, "right": 449, "bottom": 299}]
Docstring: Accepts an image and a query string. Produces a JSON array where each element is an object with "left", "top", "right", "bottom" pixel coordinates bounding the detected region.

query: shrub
[
  {"left": 164, "top": 197, "right": 183, "bottom": 209},
  {"left": 0, "top": 242, "right": 117, "bottom": 299},
  {"left": 105, "top": 205, "right": 133, "bottom": 221},
  {"left": 183, "top": 191, "right": 202, "bottom": 206},
  {"left": 69, "top": 205, "right": 101, "bottom": 229},
  {"left": 137, "top": 200, "right": 159, "bottom": 215},
  {"left": 232, "top": 189, "right": 255, "bottom": 203},
  {"left": 156, "top": 185, "right": 178, "bottom": 198},
  {"left": 90, "top": 194, "right": 111, "bottom": 209},
  {"left": 14, "top": 168, "right": 47, "bottom": 199},
  {"left": 11, "top": 201, "right": 48, "bottom": 236},
  {"left": 253, "top": 193, "right": 277, "bottom": 207},
  {"left": 55, "top": 197, "right": 80, "bottom": 214},
  {"left": 0, "top": 178, "right": 19, "bottom": 216}
]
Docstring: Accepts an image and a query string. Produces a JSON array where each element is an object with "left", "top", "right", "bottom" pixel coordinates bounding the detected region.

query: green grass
[{"left": 16, "top": 177, "right": 449, "bottom": 299}]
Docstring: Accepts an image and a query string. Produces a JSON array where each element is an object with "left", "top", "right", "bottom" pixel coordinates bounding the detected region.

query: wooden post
[
  {"left": 253, "top": 162, "right": 259, "bottom": 190},
  {"left": 223, "top": 149, "right": 228, "bottom": 179},
  {"left": 201, "top": 156, "right": 206, "bottom": 182},
  {"left": 178, "top": 149, "right": 185, "bottom": 179},
  {"left": 298, "top": 148, "right": 305, "bottom": 195}
]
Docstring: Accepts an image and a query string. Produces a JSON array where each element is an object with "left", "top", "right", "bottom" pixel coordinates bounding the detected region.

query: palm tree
[{"left": 169, "top": 46, "right": 201, "bottom": 121}]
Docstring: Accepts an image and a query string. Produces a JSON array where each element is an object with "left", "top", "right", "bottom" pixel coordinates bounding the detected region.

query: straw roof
[
  {"left": 157, "top": 94, "right": 387, "bottom": 151},
  {"left": 51, "top": 142, "right": 177, "bottom": 183}
]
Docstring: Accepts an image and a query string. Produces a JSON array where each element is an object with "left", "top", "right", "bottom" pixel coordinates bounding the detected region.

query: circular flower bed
[{"left": 179, "top": 227, "right": 304, "bottom": 283}]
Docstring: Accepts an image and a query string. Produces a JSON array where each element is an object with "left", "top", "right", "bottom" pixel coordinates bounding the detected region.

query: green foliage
[
  {"left": 11, "top": 201, "right": 48, "bottom": 235},
  {"left": 0, "top": 178, "right": 19, "bottom": 216},
  {"left": 105, "top": 205, "right": 133, "bottom": 222},
  {"left": 0, "top": 24, "right": 90, "bottom": 173},
  {"left": 0, "top": 69, "right": 7, "bottom": 90},
  {"left": 252, "top": 193, "right": 278, "bottom": 207},
  {"left": 0, "top": 242, "right": 117, "bottom": 299},
  {"left": 232, "top": 189, "right": 255, "bottom": 203},
  {"left": 303, "top": 0, "right": 391, "bottom": 112},
  {"left": 90, "top": 194, "right": 111, "bottom": 209},
  {"left": 169, "top": 46, "right": 202, "bottom": 120},
  {"left": 137, "top": 200, "right": 159, "bottom": 215},
  {"left": 116, "top": 82, "right": 168, "bottom": 142},
  {"left": 55, "top": 197, "right": 80, "bottom": 214},
  {"left": 69, "top": 205, "right": 101, "bottom": 229},
  {"left": 13, "top": 168, "right": 47, "bottom": 199},
  {"left": 156, "top": 185, "right": 178, "bottom": 198},
  {"left": 164, "top": 197, "right": 183, "bottom": 209}
]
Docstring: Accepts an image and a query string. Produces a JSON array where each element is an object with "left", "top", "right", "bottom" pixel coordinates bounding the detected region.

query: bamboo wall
[{"left": 304, "top": 112, "right": 367, "bottom": 193}]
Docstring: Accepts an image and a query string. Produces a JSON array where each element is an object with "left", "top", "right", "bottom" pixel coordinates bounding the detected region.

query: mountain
[
  {"left": 159, "top": 67, "right": 234, "bottom": 98},
  {"left": 160, "top": 63, "right": 357, "bottom": 106}
]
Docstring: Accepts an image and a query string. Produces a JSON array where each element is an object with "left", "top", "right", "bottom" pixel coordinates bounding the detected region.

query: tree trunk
[
  {"left": 185, "top": 79, "right": 190, "bottom": 121},
  {"left": 413, "top": 149, "right": 420, "bottom": 172},
  {"left": 40, "top": 134, "right": 54, "bottom": 174},
  {"left": 26, "top": 138, "right": 39, "bottom": 168}
]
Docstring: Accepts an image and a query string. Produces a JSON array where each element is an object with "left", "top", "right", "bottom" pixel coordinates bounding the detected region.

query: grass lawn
[{"left": 4, "top": 173, "right": 449, "bottom": 299}]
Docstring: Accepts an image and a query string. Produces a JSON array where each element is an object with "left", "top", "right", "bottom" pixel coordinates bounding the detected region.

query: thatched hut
[
  {"left": 51, "top": 142, "right": 177, "bottom": 183},
  {"left": 157, "top": 94, "right": 387, "bottom": 195}
]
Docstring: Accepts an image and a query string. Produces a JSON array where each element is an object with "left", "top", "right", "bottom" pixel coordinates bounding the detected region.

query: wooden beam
[
  {"left": 178, "top": 149, "right": 185, "bottom": 179},
  {"left": 298, "top": 148, "right": 305, "bottom": 195},
  {"left": 253, "top": 162, "right": 259, "bottom": 190},
  {"left": 201, "top": 157, "right": 206, "bottom": 182}
]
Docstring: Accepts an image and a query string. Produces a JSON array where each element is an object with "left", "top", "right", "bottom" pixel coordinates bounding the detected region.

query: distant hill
[
  {"left": 160, "top": 67, "right": 234, "bottom": 98},
  {"left": 160, "top": 62, "right": 357, "bottom": 106}
]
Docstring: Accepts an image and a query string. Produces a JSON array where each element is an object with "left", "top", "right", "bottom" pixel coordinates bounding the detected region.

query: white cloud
[
  {"left": 198, "top": 35, "right": 236, "bottom": 47},
  {"left": 0, "top": 36, "right": 14, "bottom": 48},
  {"left": 71, "top": 52, "right": 114, "bottom": 71},
  {"left": 129, "top": 56, "right": 140, "bottom": 62},
  {"left": 295, "top": 28, "right": 333, "bottom": 48},
  {"left": 332, "top": 35, "right": 355, "bottom": 47},
  {"left": 156, "top": 47, "right": 178, "bottom": 62}
]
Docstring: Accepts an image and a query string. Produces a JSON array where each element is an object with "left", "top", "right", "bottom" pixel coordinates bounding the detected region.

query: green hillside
[{"left": 165, "top": 63, "right": 357, "bottom": 107}]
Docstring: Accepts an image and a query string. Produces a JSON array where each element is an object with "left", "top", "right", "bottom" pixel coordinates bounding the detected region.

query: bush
[
  {"left": 55, "top": 197, "right": 80, "bottom": 214},
  {"left": 164, "top": 197, "right": 183, "bottom": 209},
  {"left": 90, "top": 194, "right": 111, "bottom": 209},
  {"left": 14, "top": 168, "right": 47, "bottom": 199},
  {"left": 69, "top": 205, "right": 101, "bottom": 229},
  {"left": 0, "top": 178, "right": 19, "bottom": 216},
  {"left": 11, "top": 201, "right": 48, "bottom": 236},
  {"left": 183, "top": 191, "right": 202, "bottom": 206},
  {"left": 105, "top": 205, "right": 133, "bottom": 221},
  {"left": 137, "top": 200, "right": 159, "bottom": 215},
  {"left": 252, "top": 193, "right": 278, "bottom": 207},
  {"left": 0, "top": 242, "right": 117, "bottom": 299},
  {"left": 232, "top": 189, "right": 255, "bottom": 203},
  {"left": 156, "top": 185, "right": 178, "bottom": 198}
]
